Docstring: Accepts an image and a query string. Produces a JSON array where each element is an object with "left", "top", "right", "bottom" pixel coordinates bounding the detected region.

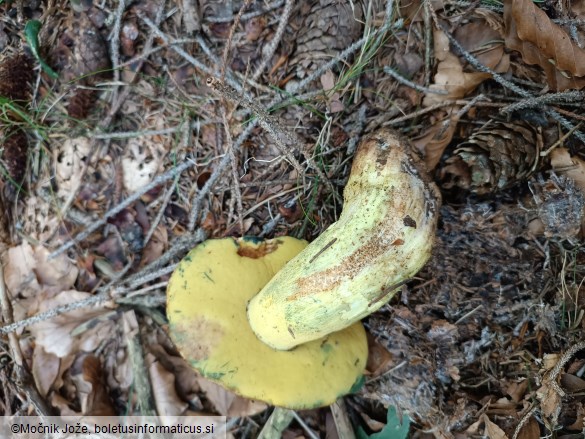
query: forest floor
[{"left": 0, "top": 0, "right": 585, "bottom": 437}]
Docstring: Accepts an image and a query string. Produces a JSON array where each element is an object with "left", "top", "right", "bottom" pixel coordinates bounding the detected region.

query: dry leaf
[
  {"left": 366, "top": 333, "right": 394, "bottom": 377},
  {"left": 482, "top": 414, "right": 509, "bottom": 439},
  {"left": 149, "top": 358, "right": 189, "bottom": 416},
  {"left": 33, "top": 245, "right": 79, "bottom": 296},
  {"left": 412, "top": 110, "right": 460, "bottom": 170},
  {"left": 4, "top": 243, "right": 40, "bottom": 298},
  {"left": 29, "top": 290, "right": 111, "bottom": 358},
  {"left": 76, "top": 355, "right": 116, "bottom": 415},
  {"left": 55, "top": 137, "right": 91, "bottom": 197},
  {"left": 121, "top": 138, "right": 166, "bottom": 193},
  {"left": 32, "top": 345, "right": 60, "bottom": 397},
  {"left": 140, "top": 225, "right": 168, "bottom": 268},
  {"left": 197, "top": 378, "right": 267, "bottom": 417},
  {"left": 321, "top": 70, "right": 336, "bottom": 91},
  {"left": 550, "top": 147, "right": 585, "bottom": 192},
  {"left": 424, "top": 29, "right": 491, "bottom": 106},
  {"left": 454, "top": 20, "right": 508, "bottom": 74},
  {"left": 245, "top": 16, "right": 266, "bottom": 41},
  {"left": 516, "top": 416, "right": 540, "bottom": 439},
  {"left": 503, "top": 0, "right": 585, "bottom": 90}
]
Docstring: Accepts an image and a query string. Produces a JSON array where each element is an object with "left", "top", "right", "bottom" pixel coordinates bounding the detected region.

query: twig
[
  {"left": 251, "top": 0, "right": 294, "bottom": 82},
  {"left": 206, "top": 0, "right": 285, "bottom": 23},
  {"left": 220, "top": 0, "right": 253, "bottom": 80},
  {"left": 383, "top": 66, "right": 447, "bottom": 95},
  {"left": 94, "top": 127, "right": 180, "bottom": 139},
  {"left": 547, "top": 340, "right": 585, "bottom": 398},
  {"left": 207, "top": 77, "right": 305, "bottom": 175},
  {"left": 292, "top": 412, "right": 320, "bottom": 439},
  {"left": 112, "top": 231, "right": 205, "bottom": 293},
  {"left": 423, "top": 0, "right": 433, "bottom": 86},
  {"left": 0, "top": 293, "right": 108, "bottom": 335},
  {"left": 49, "top": 160, "right": 196, "bottom": 258},
  {"left": 512, "top": 405, "right": 537, "bottom": 439},
  {"left": 110, "top": 0, "right": 127, "bottom": 85},
  {"left": 540, "top": 122, "right": 583, "bottom": 157},
  {"left": 501, "top": 91, "right": 585, "bottom": 113},
  {"left": 221, "top": 109, "right": 244, "bottom": 234}
]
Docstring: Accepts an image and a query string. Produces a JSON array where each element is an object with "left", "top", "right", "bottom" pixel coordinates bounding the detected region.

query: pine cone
[
  {"left": 0, "top": 52, "right": 34, "bottom": 103},
  {"left": 68, "top": 88, "right": 96, "bottom": 120},
  {"left": 2, "top": 128, "right": 29, "bottom": 189},
  {"left": 290, "top": 0, "right": 363, "bottom": 79},
  {"left": 439, "top": 121, "right": 542, "bottom": 194},
  {"left": 52, "top": 11, "right": 110, "bottom": 119}
]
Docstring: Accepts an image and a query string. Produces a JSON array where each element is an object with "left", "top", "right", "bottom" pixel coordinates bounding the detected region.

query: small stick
[
  {"left": 110, "top": 0, "right": 127, "bottom": 85},
  {"left": 384, "top": 66, "right": 448, "bottom": 95},
  {"left": 220, "top": 0, "right": 253, "bottom": 80},
  {"left": 207, "top": 76, "right": 305, "bottom": 176},
  {"left": 252, "top": 0, "right": 295, "bottom": 81},
  {"left": 207, "top": 0, "right": 285, "bottom": 23},
  {"left": 501, "top": 91, "right": 585, "bottom": 113},
  {"left": 221, "top": 108, "right": 245, "bottom": 234}
]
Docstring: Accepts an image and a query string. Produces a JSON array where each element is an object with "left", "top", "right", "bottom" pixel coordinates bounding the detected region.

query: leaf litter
[{"left": 0, "top": 0, "right": 585, "bottom": 437}]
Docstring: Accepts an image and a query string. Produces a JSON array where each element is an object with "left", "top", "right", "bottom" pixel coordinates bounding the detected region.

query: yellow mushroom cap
[{"left": 166, "top": 236, "right": 368, "bottom": 409}]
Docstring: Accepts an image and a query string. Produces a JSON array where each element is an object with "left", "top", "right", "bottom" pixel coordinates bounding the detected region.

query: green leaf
[
  {"left": 357, "top": 406, "right": 410, "bottom": 439},
  {"left": 24, "top": 20, "right": 59, "bottom": 79}
]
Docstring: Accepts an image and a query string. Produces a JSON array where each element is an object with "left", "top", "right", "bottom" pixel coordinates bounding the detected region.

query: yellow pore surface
[{"left": 166, "top": 237, "right": 368, "bottom": 409}]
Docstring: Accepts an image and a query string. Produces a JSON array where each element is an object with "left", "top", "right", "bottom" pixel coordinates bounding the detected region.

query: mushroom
[
  {"left": 166, "top": 129, "right": 440, "bottom": 409},
  {"left": 166, "top": 236, "right": 368, "bottom": 409}
]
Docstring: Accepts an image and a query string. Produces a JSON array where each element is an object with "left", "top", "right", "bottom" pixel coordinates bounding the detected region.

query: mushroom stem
[
  {"left": 257, "top": 407, "right": 294, "bottom": 439},
  {"left": 247, "top": 130, "right": 441, "bottom": 350}
]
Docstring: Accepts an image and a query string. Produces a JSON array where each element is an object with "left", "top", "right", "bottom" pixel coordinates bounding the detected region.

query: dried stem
[
  {"left": 220, "top": 0, "right": 253, "bottom": 80},
  {"left": 251, "top": 0, "right": 295, "bottom": 81}
]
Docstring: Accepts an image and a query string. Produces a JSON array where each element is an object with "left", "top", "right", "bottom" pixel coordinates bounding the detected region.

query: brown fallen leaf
[
  {"left": 482, "top": 414, "right": 509, "bottom": 439},
  {"left": 32, "top": 345, "right": 60, "bottom": 398},
  {"left": 78, "top": 354, "right": 116, "bottom": 415},
  {"left": 550, "top": 147, "right": 585, "bottom": 192},
  {"left": 149, "top": 357, "right": 189, "bottom": 416},
  {"left": 29, "top": 290, "right": 112, "bottom": 358},
  {"left": 366, "top": 333, "right": 394, "bottom": 377},
  {"left": 516, "top": 416, "right": 540, "bottom": 439},
  {"left": 424, "top": 29, "right": 491, "bottom": 106},
  {"left": 503, "top": 0, "right": 585, "bottom": 90},
  {"left": 245, "top": 16, "right": 266, "bottom": 41},
  {"left": 411, "top": 109, "right": 460, "bottom": 170},
  {"left": 197, "top": 377, "right": 267, "bottom": 417},
  {"left": 454, "top": 19, "right": 509, "bottom": 75}
]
